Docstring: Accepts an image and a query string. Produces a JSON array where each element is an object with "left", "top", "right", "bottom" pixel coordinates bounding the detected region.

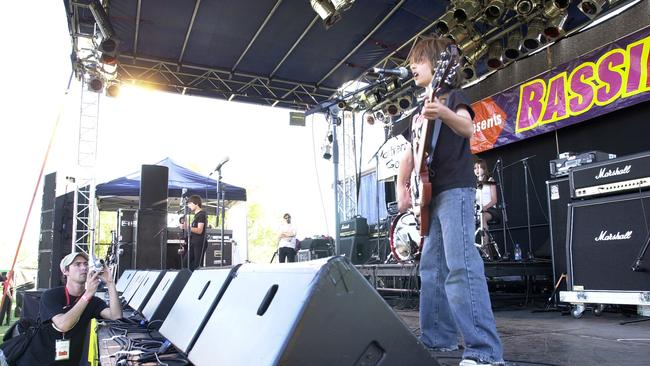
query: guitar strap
[{"left": 427, "top": 94, "right": 451, "bottom": 178}]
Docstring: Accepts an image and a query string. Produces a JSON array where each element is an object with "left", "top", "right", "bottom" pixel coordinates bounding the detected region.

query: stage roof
[{"left": 63, "top": 0, "right": 600, "bottom": 111}]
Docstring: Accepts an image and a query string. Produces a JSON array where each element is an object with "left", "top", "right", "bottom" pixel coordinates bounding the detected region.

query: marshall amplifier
[
  {"left": 567, "top": 191, "right": 650, "bottom": 292},
  {"left": 549, "top": 151, "right": 615, "bottom": 178},
  {"left": 570, "top": 150, "right": 650, "bottom": 198},
  {"left": 338, "top": 216, "right": 368, "bottom": 237}
]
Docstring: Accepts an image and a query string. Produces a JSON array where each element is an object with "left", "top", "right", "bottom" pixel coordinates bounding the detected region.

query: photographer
[{"left": 16, "top": 252, "right": 122, "bottom": 365}]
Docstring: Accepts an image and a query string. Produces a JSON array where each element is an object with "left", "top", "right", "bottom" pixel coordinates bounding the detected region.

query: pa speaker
[
  {"left": 134, "top": 210, "right": 167, "bottom": 269},
  {"left": 188, "top": 257, "right": 437, "bottom": 366},
  {"left": 140, "top": 165, "right": 168, "bottom": 211},
  {"left": 567, "top": 191, "right": 650, "bottom": 291},
  {"left": 546, "top": 177, "right": 570, "bottom": 288},
  {"left": 337, "top": 235, "right": 371, "bottom": 264}
]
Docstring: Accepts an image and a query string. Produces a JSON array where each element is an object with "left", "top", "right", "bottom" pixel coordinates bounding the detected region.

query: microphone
[
  {"left": 209, "top": 156, "right": 230, "bottom": 175},
  {"left": 371, "top": 66, "right": 410, "bottom": 79}
]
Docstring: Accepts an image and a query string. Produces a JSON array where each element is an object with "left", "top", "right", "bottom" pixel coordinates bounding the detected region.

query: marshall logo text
[
  {"left": 594, "top": 230, "right": 633, "bottom": 242},
  {"left": 594, "top": 165, "right": 631, "bottom": 180}
]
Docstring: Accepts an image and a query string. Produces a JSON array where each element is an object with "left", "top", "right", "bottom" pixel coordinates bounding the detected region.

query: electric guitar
[{"left": 409, "top": 45, "right": 460, "bottom": 237}]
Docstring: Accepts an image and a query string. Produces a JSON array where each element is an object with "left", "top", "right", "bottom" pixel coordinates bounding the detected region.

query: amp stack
[
  {"left": 547, "top": 150, "right": 650, "bottom": 316},
  {"left": 337, "top": 216, "right": 371, "bottom": 264}
]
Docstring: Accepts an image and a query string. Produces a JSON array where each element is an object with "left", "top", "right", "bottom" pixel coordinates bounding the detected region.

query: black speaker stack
[
  {"left": 37, "top": 173, "right": 74, "bottom": 289},
  {"left": 134, "top": 165, "right": 169, "bottom": 270},
  {"left": 547, "top": 150, "right": 650, "bottom": 295},
  {"left": 337, "top": 217, "right": 372, "bottom": 265}
]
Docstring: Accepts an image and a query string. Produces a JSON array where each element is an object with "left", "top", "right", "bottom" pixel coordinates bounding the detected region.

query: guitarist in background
[{"left": 396, "top": 36, "right": 504, "bottom": 366}]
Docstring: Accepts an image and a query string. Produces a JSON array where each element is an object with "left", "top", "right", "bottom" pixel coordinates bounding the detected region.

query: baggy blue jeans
[{"left": 419, "top": 187, "right": 504, "bottom": 363}]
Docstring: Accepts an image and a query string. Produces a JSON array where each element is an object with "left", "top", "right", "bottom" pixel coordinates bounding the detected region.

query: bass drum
[{"left": 389, "top": 211, "right": 423, "bottom": 262}]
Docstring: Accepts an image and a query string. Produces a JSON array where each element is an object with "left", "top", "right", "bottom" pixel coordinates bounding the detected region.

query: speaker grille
[{"left": 568, "top": 192, "right": 650, "bottom": 291}]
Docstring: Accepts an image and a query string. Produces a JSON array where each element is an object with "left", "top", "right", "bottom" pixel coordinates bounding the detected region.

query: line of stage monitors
[{"left": 113, "top": 258, "right": 440, "bottom": 366}]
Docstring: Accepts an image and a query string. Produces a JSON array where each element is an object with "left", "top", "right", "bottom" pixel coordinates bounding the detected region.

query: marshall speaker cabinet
[{"left": 566, "top": 191, "right": 650, "bottom": 292}]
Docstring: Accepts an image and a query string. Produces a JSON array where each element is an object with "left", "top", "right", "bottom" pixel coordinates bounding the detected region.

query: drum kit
[{"left": 386, "top": 203, "right": 502, "bottom": 263}]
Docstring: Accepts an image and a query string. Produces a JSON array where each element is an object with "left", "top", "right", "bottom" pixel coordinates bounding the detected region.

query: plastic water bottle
[{"left": 514, "top": 243, "right": 522, "bottom": 261}]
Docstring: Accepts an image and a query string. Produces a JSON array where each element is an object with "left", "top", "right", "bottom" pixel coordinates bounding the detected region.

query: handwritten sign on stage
[
  {"left": 471, "top": 26, "right": 650, "bottom": 153},
  {"left": 377, "top": 135, "right": 410, "bottom": 181}
]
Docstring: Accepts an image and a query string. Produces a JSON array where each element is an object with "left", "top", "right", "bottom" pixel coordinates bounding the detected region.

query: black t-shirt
[
  {"left": 190, "top": 210, "right": 207, "bottom": 248},
  {"left": 405, "top": 88, "right": 476, "bottom": 197},
  {"left": 17, "top": 287, "right": 107, "bottom": 366}
]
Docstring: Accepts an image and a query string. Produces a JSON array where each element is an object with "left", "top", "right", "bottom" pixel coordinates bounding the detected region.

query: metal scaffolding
[
  {"left": 71, "top": 79, "right": 100, "bottom": 255},
  {"left": 336, "top": 111, "right": 358, "bottom": 221}
]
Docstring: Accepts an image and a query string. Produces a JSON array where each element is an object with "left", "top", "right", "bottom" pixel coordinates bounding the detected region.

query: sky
[{"left": 0, "top": 1, "right": 386, "bottom": 268}]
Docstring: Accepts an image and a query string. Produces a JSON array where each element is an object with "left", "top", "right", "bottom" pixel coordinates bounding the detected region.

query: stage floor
[{"left": 395, "top": 306, "right": 650, "bottom": 366}]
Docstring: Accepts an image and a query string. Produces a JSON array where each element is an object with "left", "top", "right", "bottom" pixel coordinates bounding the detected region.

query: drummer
[{"left": 474, "top": 159, "right": 499, "bottom": 242}]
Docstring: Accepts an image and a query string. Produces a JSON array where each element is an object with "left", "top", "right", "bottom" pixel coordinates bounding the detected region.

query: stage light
[
  {"left": 504, "top": 29, "right": 523, "bottom": 60},
  {"left": 485, "top": 0, "right": 506, "bottom": 22},
  {"left": 448, "top": 25, "right": 470, "bottom": 48},
  {"left": 578, "top": 0, "right": 607, "bottom": 18},
  {"left": 523, "top": 17, "right": 545, "bottom": 50},
  {"left": 310, "top": 0, "right": 355, "bottom": 28},
  {"left": 398, "top": 95, "right": 412, "bottom": 110},
  {"left": 457, "top": 33, "right": 482, "bottom": 56},
  {"left": 434, "top": 10, "right": 456, "bottom": 35},
  {"left": 106, "top": 81, "right": 120, "bottom": 97},
  {"left": 486, "top": 42, "right": 504, "bottom": 69},
  {"left": 385, "top": 102, "right": 400, "bottom": 117},
  {"left": 464, "top": 42, "right": 488, "bottom": 65},
  {"left": 515, "top": 0, "right": 536, "bottom": 16},
  {"left": 321, "top": 143, "right": 332, "bottom": 160},
  {"left": 374, "top": 110, "right": 387, "bottom": 123},
  {"left": 88, "top": 75, "right": 104, "bottom": 93},
  {"left": 453, "top": 0, "right": 482, "bottom": 22},
  {"left": 543, "top": 12, "right": 568, "bottom": 39},
  {"left": 542, "top": 0, "right": 570, "bottom": 19},
  {"left": 460, "top": 62, "right": 476, "bottom": 81}
]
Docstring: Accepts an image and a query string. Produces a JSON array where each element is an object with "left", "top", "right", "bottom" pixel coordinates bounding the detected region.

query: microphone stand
[
  {"left": 495, "top": 158, "right": 510, "bottom": 259},
  {"left": 523, "top": 157, "right": 534, "bottom": 260},
  {"left": 368, "top": 123, "right": 392, "bottom": 263},
  {"left": 216, "top": 168, "right": 226, "bottom": 267},
  {"left": 631, "top": 232, "right": 649, "bottom": 272}
]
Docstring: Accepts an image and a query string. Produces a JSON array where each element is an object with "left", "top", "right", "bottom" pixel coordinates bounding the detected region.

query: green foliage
[{"left": 246, "top": 202, "right": 277, "bottom": 263}]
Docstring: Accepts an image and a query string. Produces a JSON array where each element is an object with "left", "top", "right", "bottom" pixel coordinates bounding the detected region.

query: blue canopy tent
[{"left": 95, "top": 158, "right": 246, "bottom": 213}]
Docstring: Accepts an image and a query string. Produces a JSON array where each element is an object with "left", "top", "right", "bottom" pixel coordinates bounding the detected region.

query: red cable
[{"left": 2, "top": 82, "right": 68, "bottom": 312}]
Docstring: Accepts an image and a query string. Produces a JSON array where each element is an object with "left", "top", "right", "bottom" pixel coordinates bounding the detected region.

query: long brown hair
[
  {"left": 407, "top": 35, "right": 462, "bottom": 88},
  {"left": 475, "top": 159, "right": 491, "bottom": 184}
]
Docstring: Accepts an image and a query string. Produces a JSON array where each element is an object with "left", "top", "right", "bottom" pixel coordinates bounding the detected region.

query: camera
[{"left": 89, "top": 255, "right": 105, "bottom": 274}]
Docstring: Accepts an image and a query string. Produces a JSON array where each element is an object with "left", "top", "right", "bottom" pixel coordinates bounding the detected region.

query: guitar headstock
[{"left": 429, "top": 45, "right": 459, "bottom": 97}]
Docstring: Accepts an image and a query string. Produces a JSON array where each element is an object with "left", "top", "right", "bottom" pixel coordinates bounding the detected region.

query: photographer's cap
[{"left": 60, "top": 252, "right": 89, "bottom": 272}]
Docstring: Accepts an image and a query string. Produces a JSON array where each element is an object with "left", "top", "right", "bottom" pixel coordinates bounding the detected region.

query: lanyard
[{"left": 64, "top": 286, "right": 79, "bottom": 307}]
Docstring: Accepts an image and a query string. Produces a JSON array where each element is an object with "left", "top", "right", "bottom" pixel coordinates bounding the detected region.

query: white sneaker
[{"left": 459, "top": 358, "right": 493, "bottom": 366}]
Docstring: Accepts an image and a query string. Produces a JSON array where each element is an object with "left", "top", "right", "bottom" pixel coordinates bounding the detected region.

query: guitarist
[{"left": 396, "top": 36, "right": 504, "bottom": 366}]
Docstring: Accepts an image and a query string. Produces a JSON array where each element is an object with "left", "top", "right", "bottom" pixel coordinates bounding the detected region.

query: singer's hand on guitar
[{"left": 421, "top": 96, "right": 450, "bottom": 121}]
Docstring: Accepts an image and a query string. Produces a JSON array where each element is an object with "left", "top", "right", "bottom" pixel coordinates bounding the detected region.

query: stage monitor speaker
[
  {"left": 188, "top": 257, "right": 437, "bottom": 366},
  {"left": 159, "top": 267, "right": 237, "bottom": 354},
  {"left": 140, "top": 165, "right": 169, "bottom": 211},
  {"left": 120, "top": 271, "right": 148, "bottom": 304},
  {"left": 337, "top": 235, "right": 371, "bottom": 264},
  {"left": 127, "top": 270, "right": 165, "bottom": 313},
  {"left": 141, "top": 269, "right": 191, "bottom": 323},
  {"left": 546, "top": 177, "right": 570, "bottom": 290},
  {"left": 134, "top": 210, "right": 167, "bottom": 269},
  {"left": 567, "top": 191, "right": 650, "bottom": 291},
  {"left": 116, "top": 270, "right": 137, "bottom": 293}
]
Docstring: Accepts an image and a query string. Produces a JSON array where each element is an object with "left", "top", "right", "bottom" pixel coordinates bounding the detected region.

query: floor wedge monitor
[
  {"left": 158, "top": 267, "right": 237, "bottom": 354},
  {"left": 141, "top": 269, "right": 191, "bottom": 323},
  {"left": 188, "top": 257, "right": 438, "bottom": 366}
]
